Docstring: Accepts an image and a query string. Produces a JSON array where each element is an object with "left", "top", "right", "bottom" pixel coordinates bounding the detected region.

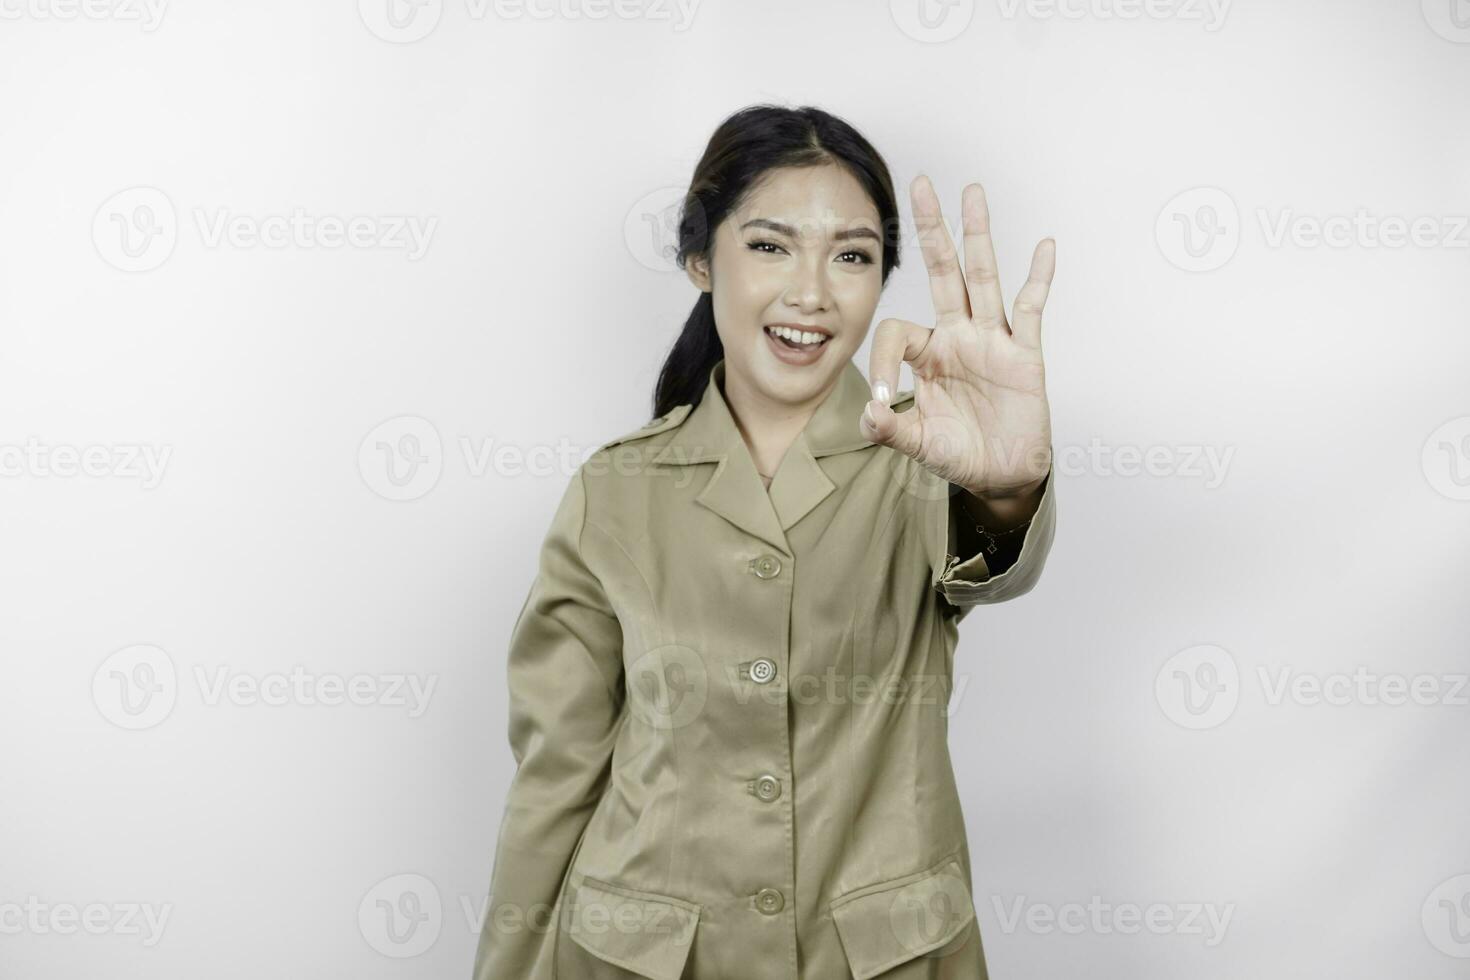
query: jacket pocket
[
  {"left": 829, "top": 857, "right": 976, "bottom": 980},
  {"left": 566, "top": 873, "right": 702, "bottom": 980}
]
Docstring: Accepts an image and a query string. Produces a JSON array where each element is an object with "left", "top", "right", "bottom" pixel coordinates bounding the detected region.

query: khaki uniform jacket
[{"left": 474, "top": 356, "right": 1057, "bottom": 980}]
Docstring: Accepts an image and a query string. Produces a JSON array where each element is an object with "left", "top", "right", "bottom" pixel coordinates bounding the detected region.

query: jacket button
[
  {"left": 755, "top": 888, "right": 784, "bottom": 915},
  {"left": 752, "top": 774, "right": 781, "bottom": 802},
  {"left": 749, "top": 658, "right": 776, "bottom": 684},
  {"left": 750, "top": 554, "right": 782, "bottom": 579}
]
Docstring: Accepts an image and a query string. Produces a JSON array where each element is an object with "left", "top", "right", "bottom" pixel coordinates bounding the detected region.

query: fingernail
[
  {"left": 873, "top": 380, "right": 890, "bottom": 404},
  {"left": 863, "top": 402, "right": 877, "bottom": 427}
]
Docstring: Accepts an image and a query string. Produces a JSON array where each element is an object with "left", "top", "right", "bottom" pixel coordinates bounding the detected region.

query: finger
[
  {"left": 961, "top": 183, "right": 1008, "bottom": 332},
  {"left": 911, "top": 175, "right": 971, "bottom": 324},
  {"left": 862, "top": 388, "right": 925, "bottom": 459},
  {"left": 863, "top": 317, "right": 932, "bottom": 458},
  {"left": 1010, "top": 238, "right": 1055, "bottom": 350},
  {"left": 867, "top": 316, "right": 933, "bottom": 405}
]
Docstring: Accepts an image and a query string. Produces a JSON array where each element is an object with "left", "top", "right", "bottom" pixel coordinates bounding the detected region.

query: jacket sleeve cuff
[{"left": 932, "top": 464, "right": 1057, "bottom": 609}]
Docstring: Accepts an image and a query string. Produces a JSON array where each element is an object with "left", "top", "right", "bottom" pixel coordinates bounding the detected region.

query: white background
[{"left": 2, "top": 1, "right": 1468, "bottom": 977}]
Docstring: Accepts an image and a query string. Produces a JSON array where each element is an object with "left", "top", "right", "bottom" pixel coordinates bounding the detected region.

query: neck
[{"left": 721, "top": 370, "right": 833, "bottom": 479}]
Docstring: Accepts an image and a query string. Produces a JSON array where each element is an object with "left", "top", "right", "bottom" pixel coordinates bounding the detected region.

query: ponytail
[{"left": 652, "top": 292, "right": 721, "bottom": 420}]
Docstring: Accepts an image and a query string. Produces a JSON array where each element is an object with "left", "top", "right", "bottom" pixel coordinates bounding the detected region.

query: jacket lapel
[{"left": 650, "top": 357, "right": 877, "bottom": 556}]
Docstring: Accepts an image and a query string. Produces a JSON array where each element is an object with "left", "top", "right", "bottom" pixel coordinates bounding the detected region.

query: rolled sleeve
[
  {"left": 932, "top": 466, "right": 1057, "bottom": 613},
  {"left": 474, "top": 468, "right": 626, "bottom": 980}
]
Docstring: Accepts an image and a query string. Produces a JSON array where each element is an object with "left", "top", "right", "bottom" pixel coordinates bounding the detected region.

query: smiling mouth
[{"left": 764, "top": 325, "right": 832, "bottom": 352}]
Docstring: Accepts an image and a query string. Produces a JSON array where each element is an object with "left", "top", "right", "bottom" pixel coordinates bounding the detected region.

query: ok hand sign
[{"left": 862, "top": 176, "right": 1054, "bottom": 499}]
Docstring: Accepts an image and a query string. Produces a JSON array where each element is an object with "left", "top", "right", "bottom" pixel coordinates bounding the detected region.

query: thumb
[{"left": 862, "top": 396, "right": 923, "bottom": 459}]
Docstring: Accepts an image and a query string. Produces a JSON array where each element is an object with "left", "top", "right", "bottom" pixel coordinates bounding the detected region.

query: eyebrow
[{"left": 739, "top": 218, "right": 881, "bottom": 244}]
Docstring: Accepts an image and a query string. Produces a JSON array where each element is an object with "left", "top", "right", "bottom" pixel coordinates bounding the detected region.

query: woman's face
[{"left": 686, "top": 163, "right": 885, "bottom": 409}]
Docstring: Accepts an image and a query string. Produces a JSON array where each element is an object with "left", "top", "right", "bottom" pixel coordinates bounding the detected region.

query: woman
[{"left": 474, "top": 105, "right": 1057, "bottom": 980}]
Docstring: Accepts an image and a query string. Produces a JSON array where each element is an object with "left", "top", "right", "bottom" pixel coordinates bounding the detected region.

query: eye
[
  {"left": 747, "top": 239, "right": 786, "bottom": 255},
  {"left": 748, "top": 239, "right": 874, "bottom": 266}
]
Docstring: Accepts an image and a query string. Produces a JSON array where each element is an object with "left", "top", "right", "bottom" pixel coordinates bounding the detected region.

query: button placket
[{"left": 735, "top": 552, "right": 791, "bottom": 931}]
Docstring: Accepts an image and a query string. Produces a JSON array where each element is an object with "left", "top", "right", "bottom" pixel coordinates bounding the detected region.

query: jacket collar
[{"left": 651, "top": 357, "right": 875, "bottom": 556}]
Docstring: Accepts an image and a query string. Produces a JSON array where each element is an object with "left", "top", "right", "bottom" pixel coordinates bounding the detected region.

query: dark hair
[{"left": 651, "top": 105, "right": 904, "bottom": 420}]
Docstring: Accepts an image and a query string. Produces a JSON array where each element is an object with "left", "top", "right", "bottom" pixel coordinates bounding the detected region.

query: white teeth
[{"left": 769, "top": 325, "right": 826, "bottom": 345}]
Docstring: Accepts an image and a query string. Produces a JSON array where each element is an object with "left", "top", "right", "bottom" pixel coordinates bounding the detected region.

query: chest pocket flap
[
  {"left": 829, "top": 857, "right": 976, "bottom": 980},
  {"left": 568, "top": 874, "right": 702, "bottom": 980}
]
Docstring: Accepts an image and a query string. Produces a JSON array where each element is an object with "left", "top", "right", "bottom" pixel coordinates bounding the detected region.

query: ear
[{"left": 684, "top": 253, "right": 711, "bottom": 293}]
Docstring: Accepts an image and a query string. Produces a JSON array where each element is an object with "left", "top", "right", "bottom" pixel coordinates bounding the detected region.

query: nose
[{"left": 783, "top": 254, "right": 832, "bottom": 314}]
